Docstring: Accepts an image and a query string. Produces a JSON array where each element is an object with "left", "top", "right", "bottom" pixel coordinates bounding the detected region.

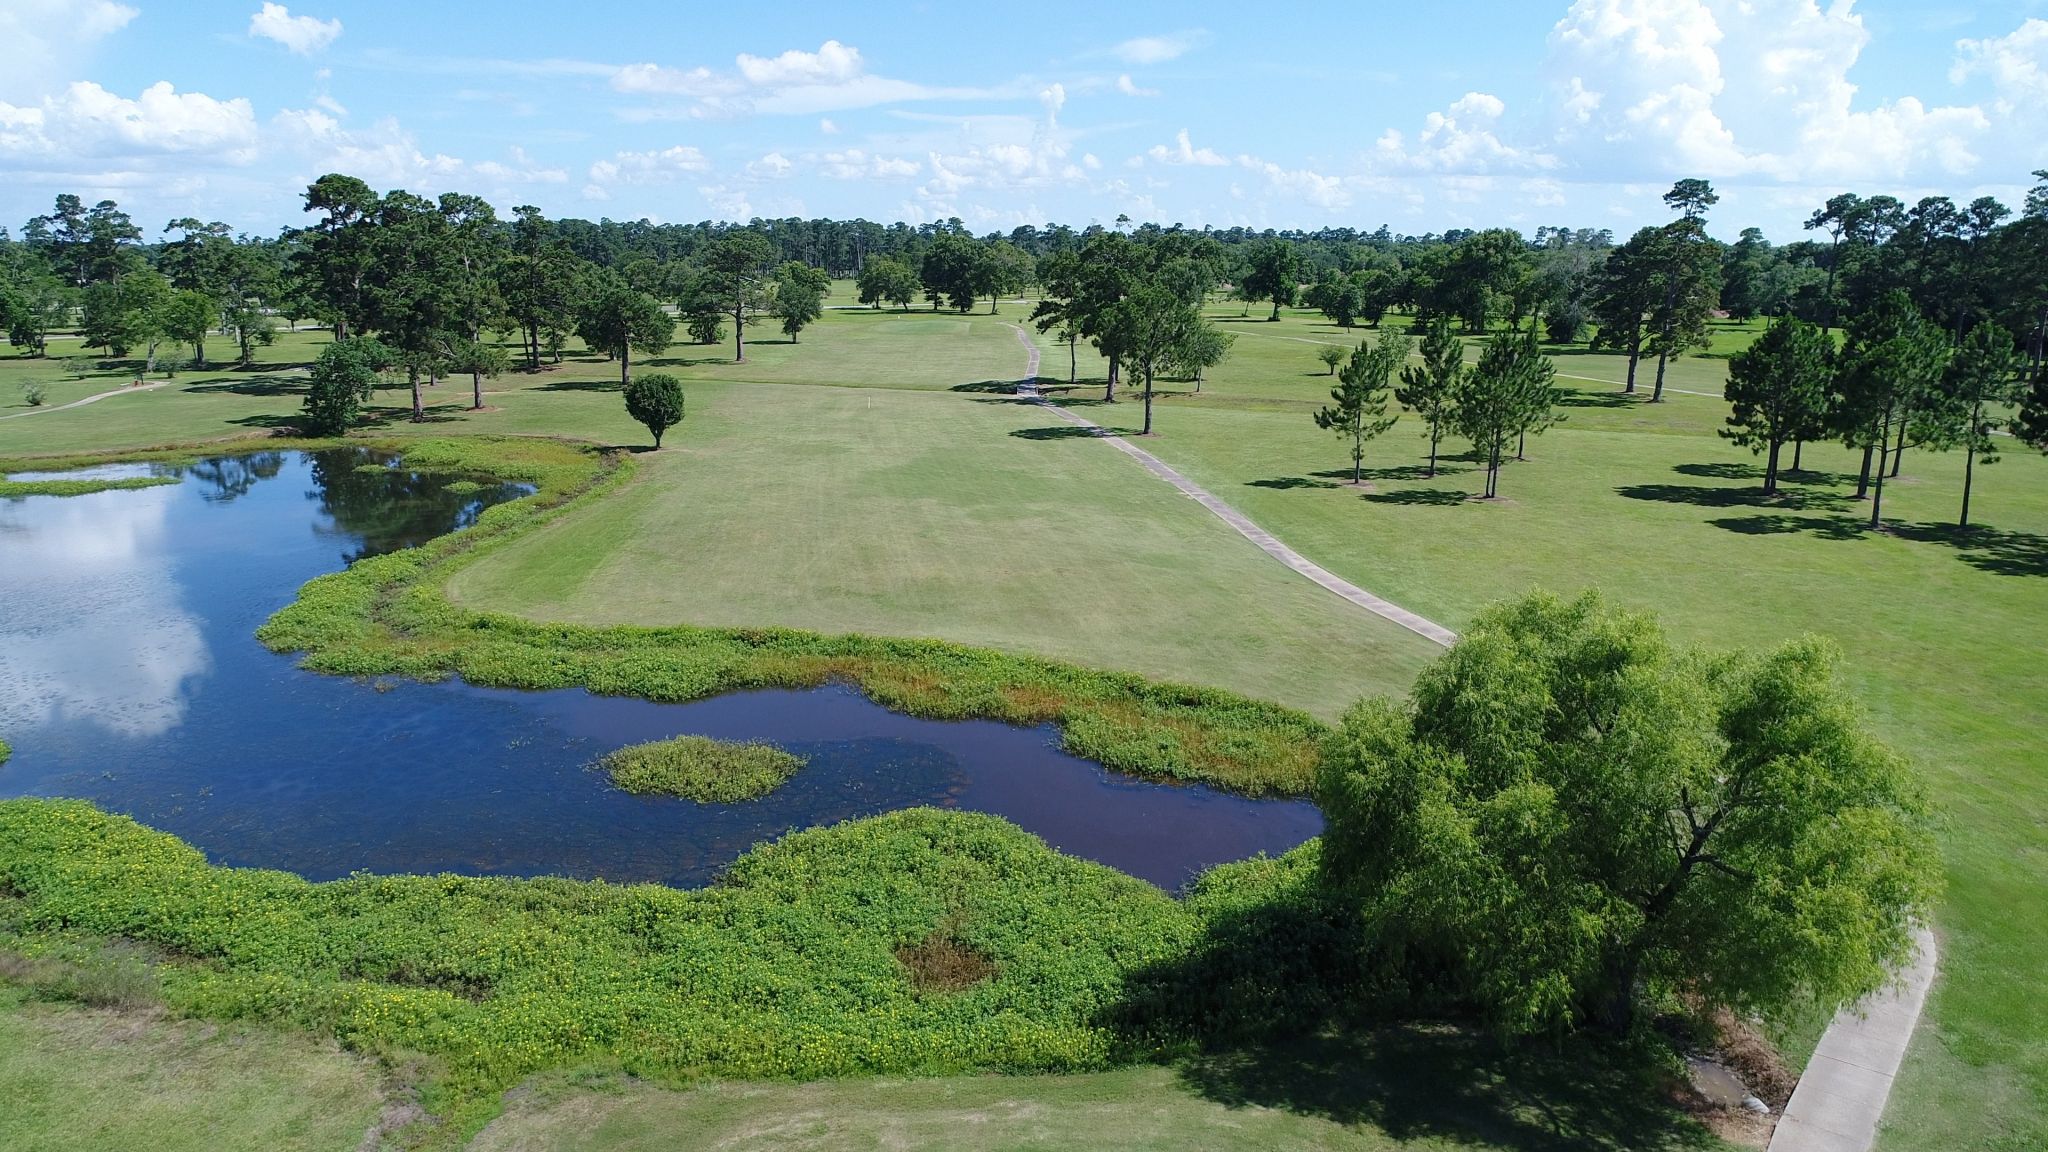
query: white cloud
[
  {"left": 819, "top": 117, "right": 839, "bottom": 134},
  {"left": 736, "top": 39, "right": 862, "bottom": 86},
  {"left": 1547, "top": 0, "right": 1988, "bottom": 184},
  {"left": 248, "top": 3, "right": 342, "bottom": 56},
  {"left": 1116, "top": 73, "right": 1159, "bottom": 97},
  {"left": 586, "top": 144, "right": 711, "bottom": 185},
  {"left": 0, "top": 0, "right": 137, "bottom": 102},
  {"left": 818, "top": 148, "right": 920, "bottom": 179},
  {"left": 1146, "top": 128, "right": 1228, "bottom": 166},
  {"left": 1953, "top": 19, "right": 2048, "bottom": 110},
  {"left": 1235, "top": 155, "right": 1350, "bottom": 210},
  {"left": 1374, "top": 91, "right": 1556, "bottom": 173},
  {"left": 614, "top": 40, "right": 1014, "bottom": 119},
  {"left": 1111, "top": 31, "right": 1204, "bottom": 65},
  {"left": 0, "top": 81, "right": 260, "bottom": 163},
  {"left": 746, "top": 150, "right": 792, "bottom": 177}
]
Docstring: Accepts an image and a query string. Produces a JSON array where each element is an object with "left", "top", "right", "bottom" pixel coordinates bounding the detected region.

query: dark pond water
[{"left": 0, "top": 449, "right": 1320, "bottom": 890}]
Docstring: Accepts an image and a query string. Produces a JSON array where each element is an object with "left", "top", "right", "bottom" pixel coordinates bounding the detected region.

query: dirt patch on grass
[{"left": 895, "top": 929, "right": 995, "bottom": 994}]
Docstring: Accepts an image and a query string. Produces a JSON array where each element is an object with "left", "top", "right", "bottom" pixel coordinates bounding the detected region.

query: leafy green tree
[
  {"left": 1, "top": 274, "right": 68, "bottom": 356},
  {"left": 696, "top": 231, "right": 777, "bottom": 361},
  {"left": 1316, "top": 345, "right": 1344, "bottom": 375},
  {"left": 1647, "top": 217, "right": 1723, "bottom": 402},
  {"left": 295, "top": 174, "right": 382, "bottom": 338},
  {"left": 1317, "top": 590, "right": 1939, "bottom": 1038},
  {"left": 973, "top": 240, "right": 1034, "bottom": 314},
  {"left": 771, "top": 261, "right": 831, "bottom": 342},
  {"left": 1835, "top": 292, "right": 1950, "bottom": 527},
  {"left": 1315, "top": 331, "right": 1410, "bottom": 484},
  {"left": 1591, "top": 228, "right": 1661, "bottom": 392},
  {"left": 498, "top": 205, "right": 582, "bottom": 370},
  {"left": 1240, "top": 239, "right": 1302, "bottom": 321},
  {"left": 447, "top": 338, "right": 510, "bottom": 411},
  {"left": 1921, "top": 325, "right": 2024, "bottom": 526},
  {"left": 1163, "top": 323, "right": 1234, "bottom": 392},
  {"left": 685, "top": 311, "right": 724, "bottom": 345},
  {"left": 577, "top": 274, "right": 676, "bottom": 387},
  {"left": 623, "top": 372, "right": 685, "bottom": 448},
  {"left": 1109, "top": 281, "right": 1204, "bottom": 436},
  {"left": 300, "top": 338, "right": 383, "bottom": 434},
  {"left": 1721, "top": 318, "right": 1833, "bottom": 495},
  {"left": 1456, "top": 327, "right": 1560, "bottom": 498},
  {"left": 1396, "top": 316, "right": 1466, "bottom": 477},
  {"left": 1030, "top": 249, "right": 1085, "bottom": 383},
  {"left": 919, "top": 232, "right": 982, "bottom": 312},
  {"left": 855, "top": 256, "right": 918, "bottom": 311},
  {"left": 158, "top": 290, "right": 216, "bottom": 368}
]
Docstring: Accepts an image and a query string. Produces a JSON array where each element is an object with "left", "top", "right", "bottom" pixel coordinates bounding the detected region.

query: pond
[{"left": 0, "top": 449, "right": 1320, "bottom": 890}]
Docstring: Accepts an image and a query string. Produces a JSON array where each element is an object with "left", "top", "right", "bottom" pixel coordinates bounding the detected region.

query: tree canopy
[{"left": 1318, "top": 591, "right": 1939, "bottom": 1038}]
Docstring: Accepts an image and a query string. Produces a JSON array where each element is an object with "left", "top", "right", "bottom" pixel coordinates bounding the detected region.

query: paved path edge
[
  {"left": 1003, "top": 324, "right": 1456, "bottom": 648},
  {"left": 1766, "top": 926, "right": 1939, "bottom": 1152}
]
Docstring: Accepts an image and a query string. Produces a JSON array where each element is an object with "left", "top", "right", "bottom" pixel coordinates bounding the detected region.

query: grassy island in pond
[
  {"left": 0, "top": 474, "right": 176, "bottom": 498},
  {"left": 599, "top": 735, "right": 807, "bottom": 802}
]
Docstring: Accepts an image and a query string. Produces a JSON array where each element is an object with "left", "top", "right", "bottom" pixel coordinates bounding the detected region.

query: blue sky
[{"left": 4, "top": 0, "right": 2047, "bottom": 241}]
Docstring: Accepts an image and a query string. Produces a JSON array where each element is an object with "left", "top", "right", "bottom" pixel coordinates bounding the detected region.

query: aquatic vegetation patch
[
  {"left": 0, "top": 800, "right": 1201, "bottom": 1138},
  {"left": 599, "top": 735, "right": 808, "bottom": 803},
  {"left": 0, "top": 475, "right": 179, "bottom": 498}
]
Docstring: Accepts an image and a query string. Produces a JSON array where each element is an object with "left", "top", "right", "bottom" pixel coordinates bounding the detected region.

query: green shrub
[
  {"left": 0, "top": 475, "right": 178, "bottom": 498},
  {"left": 600, "top": 735, "right": 806, "bottom": 802},
  {"left": 0, "top": 800, "right": 1199, "bottom": 1132},
  {"left": 17, "top": 380, "right": 46, "bottom": 407}
]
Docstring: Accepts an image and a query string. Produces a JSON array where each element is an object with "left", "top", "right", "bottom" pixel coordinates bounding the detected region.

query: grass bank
[{"left": 0, "top": 474, "right": 178, "bottom": 498}]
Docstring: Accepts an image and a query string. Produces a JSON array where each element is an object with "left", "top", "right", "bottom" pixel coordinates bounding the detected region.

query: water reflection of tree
[
  {"left": 180, "top": 452, "right": 286, "bottom": 504},
  {"left": 306, "top": 449, "right": 530, "bottom": 563}
]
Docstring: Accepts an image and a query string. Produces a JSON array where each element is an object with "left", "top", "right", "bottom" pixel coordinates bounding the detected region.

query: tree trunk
[
  {"left": 1890, "top": 418, "right": 1907, "bottom": 478},
  {"left": 472, "top": 370, "right": 483, "bottom": 410},
  {"left": 194, "top": 337, "right": 205, "bottom": 368},
  {"left": 1516, "top": 430, "right": 1527, "bottom": 461},
  {"left": 1651, "top": 347, "right": 1669, "bottom": 402},
  {"left": 1856, "top": 443, "right": 1874, "bottom": 498},
  {"left": 1791, "top": 439, "right": 1804, "bottom": 473},
  {"left": 1105, "top": 359, "right": 1118, "bottom": 403},
  {"left": 1141, "top": 367, "right": 1154, "bottom": 435},
  {"left": 1624, "top": 342, "right": 1640, "bottom": 393},
  {"left": 1870, "top": 437, "right": 1890, "bottom": 529},
  {"left": 733, "top": 311, "right": 745, "bottom": 362},
  {"left": 1068, "top": 336, "right": 1076, "bottom": 384},
  {"left": 1269, "top": 298, "right": 1281, "bottom": 322},
  {"left": 410, "top": 367, "right": 423, "bottom": 422},
  {"left": 1426, "top": 427, "right": 1440, "bottom": 478},
  {"left": 621, "top": 346, "right": 630, "bottom": 388},
  {"left": 1764, "top": 438, "right": 1782, "bottom": 495},
  {"left": 1961, "top": 445, "right": 1975, "bottom": 528},
  {"left": 527, "top": 322, "right": 540, "bottom": 371},
  {"left": 144, "top": 339, "right": 159, "bottom": 381}
]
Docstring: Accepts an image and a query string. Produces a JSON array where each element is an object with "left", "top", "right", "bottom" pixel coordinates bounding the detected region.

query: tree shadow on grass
[
  {"left": 1889, "top": 521, "right": 2048, "bottom": 577},
  {"left": 950, "top": 380, "right": 1020, "bottom": 394},
  {"left": 1366, "top": 488, "right": 1473, "bottom": 506},
  {"left": 1674, "top": 461, "right": 1858, "bottom": 488},
  {"left": 186, "top": 375, "right": 305, "bottom": 397},
  {"left": 1010, "top": 425, "right": 1113, "bottom": 441},
  {"left": 1558, "top": 390, "right": 1639, "bottom": 410},
  {"left": 1616, "top": 482, "right": 1850, "bottom": 512},
  {"left": 225, "top": 413, "right": 301, "bottom": 431},
  {"left": 1311, "top": 464, "right": 1469, "bottom": 482},
  {"left": 1175, "top": 1028, "right": 1714, "bottom": 1152},
  {"left": 535, "top": 378, "right": 622, "bottom": 392},
  {"left": 1706, "top": 513, "right": 1867, "bottom": 541},
  {"left": 1248, "top": 476, "right": 1339, "bottom": 490}
]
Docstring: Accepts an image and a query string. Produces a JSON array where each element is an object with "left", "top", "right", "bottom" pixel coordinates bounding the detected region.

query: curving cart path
[
  {"left": 1003, "top": 324, "right": 1456, "bottom": 647},
  {"left": 1004, "top": 324, "right": 1936, "bottom": 1151},
  {"left": 0, "top": 380, "right": 166, "bottom": 421}
]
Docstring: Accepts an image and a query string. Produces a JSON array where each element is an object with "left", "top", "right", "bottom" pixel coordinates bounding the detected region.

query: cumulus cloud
[
  {"left": 586, "top": 144, "right": 711, "bottom": 185},
  {"left": 1111, "top": 31, "right": 1204, "bottom": 65},
  {"left": 1953, "top": 19, "right": 2048, "bottom": 110},
  {"left": 1547, "top": 0, "right": 1988, "bottom": 184},
  {"left": 0, "top": 81, "right": 260, "bottom": 163},
  {"left": 1116, "top": 74, "right": 1159, "bottom": 97},
  {"left": 0, "top": 0, "right": 137, "bottom": 102},
  {"left": 819, "top": 117, "right": 840, "bottom": 134},
  {"left": 1235, "top": 155, "right": 1350, "bottom": 210},
  {"left": 248, "top": 3, "right": 342, "bottom": 56},
  {"left": 746, "top": 150, "right": 793, "bottom": 177},
  {"left": 1145, "top": 128, "right": 1228, "bottom": 166},
  {"left": 614, "top": 40, "right": 1013, "bottom": 119},
  {"left": 818, "top": 148, "right": 919, "bottom": 179},
  {"left": 1373, "top": 91, "right": 1556, "bottom": 173}
]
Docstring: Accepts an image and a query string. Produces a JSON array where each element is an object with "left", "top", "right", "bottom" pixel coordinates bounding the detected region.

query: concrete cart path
[
  {"left": 1768, "top": 926, "right": 1939, "bottom": 1152},
  {"left": 1004, "top": 324, "right": 1457, "bottom": 648},
  {"left": 0, "top": 381, "right": 167, "bottom": 421}
]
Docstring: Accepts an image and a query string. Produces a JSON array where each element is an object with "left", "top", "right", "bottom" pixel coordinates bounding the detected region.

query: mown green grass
[
  {"left": 447, "top": 381, "right": 1439, "bottom": 720},
  {"left": 598, "top": 736, "right": 807, "bottom": 803},
  {"left": 0, "top": 474, "right": 178, "bottom": 498},
  {"left": 0, "top": 985, "right": 385, "bottom": 1152},
  {"left": 1109, "top": 379, "right": 2048, "bottom": 1152}
]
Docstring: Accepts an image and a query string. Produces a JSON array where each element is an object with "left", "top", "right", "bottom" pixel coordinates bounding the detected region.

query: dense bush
[
  {"left": 599, "top": 735, "right": 806, "bottom": 802},
  {"left": 0, "top": 801, "right": 1199, "bottom": 1132}
]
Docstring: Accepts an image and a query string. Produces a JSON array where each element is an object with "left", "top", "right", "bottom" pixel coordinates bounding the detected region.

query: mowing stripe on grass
[{"left": 1006, "top": 324, "right": 1456, "bottom": 648}]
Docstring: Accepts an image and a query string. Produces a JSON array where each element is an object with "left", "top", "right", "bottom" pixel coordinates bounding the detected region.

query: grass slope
[{"left": 448, "top": 381, "right": 1439, "bottom": 719}]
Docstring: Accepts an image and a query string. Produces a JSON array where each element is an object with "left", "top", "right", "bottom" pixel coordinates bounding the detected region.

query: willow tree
[{"left": 1318, "top": 591, "right": 1939, "bottom": 1037}]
